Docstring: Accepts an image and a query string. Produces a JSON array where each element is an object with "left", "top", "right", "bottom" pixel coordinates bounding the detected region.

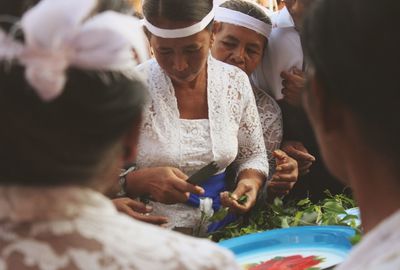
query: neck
[
  {"left": 172, "top": 66, "right": 207, "bottom": 91},
  {"left": 348, "top": 153, "right": 400, "bottom": 233}
]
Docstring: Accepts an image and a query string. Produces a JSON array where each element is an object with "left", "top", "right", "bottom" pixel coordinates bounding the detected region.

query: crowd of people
[{"left": 0, "top": 0, "right": 399, "bottom": 269}]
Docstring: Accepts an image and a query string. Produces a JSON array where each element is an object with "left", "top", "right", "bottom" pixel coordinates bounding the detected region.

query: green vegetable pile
[{"left": 209, "top": 191, "right": 361, "bottom": 243}]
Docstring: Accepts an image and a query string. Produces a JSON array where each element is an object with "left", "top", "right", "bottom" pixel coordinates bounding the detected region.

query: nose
[
  {"left": 230, "top": 47, "right": 245, "bottom": 66},
  {"left": 173, "top": 54, "right": 189, "bottom": 72}
]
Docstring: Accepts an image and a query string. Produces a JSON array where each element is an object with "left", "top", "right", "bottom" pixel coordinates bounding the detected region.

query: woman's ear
[
  {"left": 122, "top": 116, "right": 142, "bottom": 164},
  {"left": 308, "top": 74, "right": 344, "bottom": 134}
]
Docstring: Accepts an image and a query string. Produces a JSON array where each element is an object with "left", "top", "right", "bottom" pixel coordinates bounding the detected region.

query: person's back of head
[
  {"left": 0, "top": 0, "right": 147, "bottom": 187},
  {"left": 303, "top": 0, "right": 400, "bottom": 166}
]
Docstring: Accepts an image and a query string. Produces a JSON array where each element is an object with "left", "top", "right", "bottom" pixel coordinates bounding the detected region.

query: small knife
[{"left": 186, "top": 161, "right": 220, "bottom": 186}]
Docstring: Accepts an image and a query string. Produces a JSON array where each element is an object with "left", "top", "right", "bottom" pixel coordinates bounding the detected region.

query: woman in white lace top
[
  {"left": 211, "top": 0, "right": 298, "bottom": 198},
  {"left": 0, "top": 0, "right": 239, "bottom": 269},
  {"left": 125, "top": 0, "right": 269, "bottom": 233}
]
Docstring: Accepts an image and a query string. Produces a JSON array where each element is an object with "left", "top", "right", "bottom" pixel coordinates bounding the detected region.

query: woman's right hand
[{"left": 126, "top": 167, "right": 205, "bottom": 204}]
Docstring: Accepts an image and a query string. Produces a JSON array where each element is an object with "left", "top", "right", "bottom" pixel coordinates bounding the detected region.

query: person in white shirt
[
  {"left": 302, "top": 0, "right": 400, "bottom": 269},
  {"left": 0, "top": 0, "right": 240, "bottom": 269},
  {"left": 252, "top": 0, "right": 348, "bottom": 202},
  {"left": 211, "top": 0, "right": 299, "bottom": 198}
]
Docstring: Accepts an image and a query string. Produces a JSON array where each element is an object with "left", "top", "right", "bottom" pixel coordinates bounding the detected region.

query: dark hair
[
  {"left": 303, "top": 0, "right": 400, "bottom": 160},
  {"left": 142, "top": 0, "right": 213, "bottom": 28},
  {"left": 0, "top": 0, "right": 147, "bottom": 186},
  {"left": 221, "top": 0, "right": 272, "bottom": 25}
]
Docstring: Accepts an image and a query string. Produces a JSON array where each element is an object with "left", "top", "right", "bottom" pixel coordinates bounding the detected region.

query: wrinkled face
[
  {"left": 148, "top": 18, "right": 212, "bottom": 84},
  {"left": 211, "top": 22, "right": 266, "bottom": 76}
]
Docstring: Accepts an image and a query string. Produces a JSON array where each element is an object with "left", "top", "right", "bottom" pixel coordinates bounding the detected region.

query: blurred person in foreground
[
  {"left": 0, "top": 0, "right": 239, "bottom": 269},
  {"left": 303, "top": 0, "right": 400, "bottom": 268}
]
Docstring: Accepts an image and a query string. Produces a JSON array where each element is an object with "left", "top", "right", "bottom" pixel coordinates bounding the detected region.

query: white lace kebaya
[
  {"left": 136, "top": 56, "right": 269, "bottom": 230},
  {"left": 0, "top": 186, "right": 240, "bottom": 270}
]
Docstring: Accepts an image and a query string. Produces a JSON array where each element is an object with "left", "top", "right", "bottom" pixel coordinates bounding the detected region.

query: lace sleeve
[
  {"left": 235, "top": 73, "right": 269, "bottom": 178},
  {"left": 255, "top": 90, "right": 283, "bottom": 173}
]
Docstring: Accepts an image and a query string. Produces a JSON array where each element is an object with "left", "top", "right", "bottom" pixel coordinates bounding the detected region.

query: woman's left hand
[{"left": 220, "top": 176, "right": 263, "bottom": 214}]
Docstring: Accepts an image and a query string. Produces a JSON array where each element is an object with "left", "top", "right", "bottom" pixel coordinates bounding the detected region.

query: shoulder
[
  {"left": 136, "top": 58, "right": 159, "bottom": 77},
  {"left": 254, "top": 86, "right": 281, "bottom": 113}
]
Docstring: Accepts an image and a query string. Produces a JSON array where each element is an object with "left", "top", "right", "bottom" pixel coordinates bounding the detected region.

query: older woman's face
[
  {"left": 148, "top": 19, "right": 212, "bottom": 84},
  {"left": 211, "top": 22, "right": 266, "bottom": 76}
]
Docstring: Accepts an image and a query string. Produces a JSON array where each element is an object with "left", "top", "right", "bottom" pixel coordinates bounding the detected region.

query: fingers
[
  {"left": 292, "top": 67, "right": 303, "bottom": 76},
  {"left": 170, "top": 167, "right": 205, "bottom": 195},
  {"left": 289, "top": 149, "right": 316, "bottom": 163},
  {"left": 172, "top": 178, "right": 204, "bottom": 196},
  {"left": 276, "top": 161, "right": 296, "bottom": 173},
  {"left": 126, "top": 199, "right": 151, "bottom": 213},
  {"left": 113, "top": 198, "right": 168, "bottom": 225},
  {"left": 171, "top": 167, "right": 188, "bottom": 180},
  {"left": 135, "top": 214, "right": 169, "bottom": 225},
  {"left": 220, "top": 191, "right": 250, "bottom": 214},
  {"left": 272, "top": 149, "right": 287, "bottom": 161},
  {"left": 220, "top": 181, "right": 258, "bottom": 214}
]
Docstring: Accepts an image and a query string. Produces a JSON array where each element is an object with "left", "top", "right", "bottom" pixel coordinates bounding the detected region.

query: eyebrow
[{"left": 224, "top": 35, "right": 263, "bottom": 50}]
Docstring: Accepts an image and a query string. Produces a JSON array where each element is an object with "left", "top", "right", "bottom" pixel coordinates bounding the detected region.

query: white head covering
[
  {"left": 142, "top": 7, "right": 215, "bottom": 39},
  {"left": 214, "top": 5, "right": 272, "bottom": 38},
  {"left": 0, "top": 0, "right": 148, "bottom": 101}
]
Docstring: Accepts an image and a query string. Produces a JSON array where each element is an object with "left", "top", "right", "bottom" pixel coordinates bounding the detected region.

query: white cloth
[
  {"left": 136, "top": 56, "right": 269, "bottom": 229},
  {"left": 253, "top": 85, "right": 283, "bottom": 172},
  {"left": 335, "top": 210, "right": 400, "bottom": 270},
  {"left": 0, "top": 0, "right": 148, "bottom": 102},
  {"left": 0, "top": 186, "right": 240, "bottom": 270},
  {"left": 251, "top": 7, "right": 303, "bottom": 100}
]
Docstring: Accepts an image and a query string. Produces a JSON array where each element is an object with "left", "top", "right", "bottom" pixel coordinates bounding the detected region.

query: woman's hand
[
  {"left": 126, "top": 167, "right": 205, "bottom": 204},
  {"left": 281, "top": 140, "right": 316, "bottom": 176},
  {"left": 112, "top": 197, "right": 168, "bottom": 225},
  {"left": 268, "top": 149, "right": 299, "bottom": 197},
  {"left": 220, "top": 170, "right": 264, "bottom": 214}
]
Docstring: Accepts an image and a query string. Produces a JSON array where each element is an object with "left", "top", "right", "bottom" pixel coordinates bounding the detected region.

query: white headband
[
  {"left": 0, "top": 0, "right": 148, "bottom": 102},
  {"left": 215, "top": 7, "right": 272, "bottom": 38},
  {"left": 142, "top": 8, "right": 215, "bottom": 39}
]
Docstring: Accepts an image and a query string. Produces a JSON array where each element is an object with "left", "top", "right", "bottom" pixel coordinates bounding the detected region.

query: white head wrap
[
  {"left": 215, "top": 6, "right": 272, "bottom": 38},
  {"left": 142, "top": 7, "right": 215, "bottom": 39},
  {"left": 0, "top": 0, "right": 148, "bottom": 101}
]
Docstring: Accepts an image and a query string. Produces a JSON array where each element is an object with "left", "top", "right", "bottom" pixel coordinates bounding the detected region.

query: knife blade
[{"left": 186, "top": 161, "right": 220, "bottom": 186}]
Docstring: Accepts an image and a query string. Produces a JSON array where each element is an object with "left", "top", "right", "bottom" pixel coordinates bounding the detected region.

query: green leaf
[
  {"left": 297, "top": 198, "right": 311, "bottom": 206},
  {"left": 209, "top": 207, "right": 229, "bottom": 222},
  {"left": 323, "top": 201, "right": 346, "bottom": 214}
]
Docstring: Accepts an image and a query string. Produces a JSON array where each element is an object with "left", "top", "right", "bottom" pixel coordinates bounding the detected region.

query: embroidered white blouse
[
  {"left": 136, "top": 56, "right": 269, "bottom": 229},
  {"left": 253, "top": 84, "right": 283, "bottom": 173},
  {"left": 0, "top": 186, "right": 240, "bottom": 270}
]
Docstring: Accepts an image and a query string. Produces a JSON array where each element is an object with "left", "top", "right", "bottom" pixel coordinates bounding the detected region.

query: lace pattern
[
  {"left": 253, "top": 85, "right": 283, "bottom": 174},
  {"left": 0, "top": 186, "right": 239, "bottom": 270},
  {"left": 136, "top": 56, "right": 268, "bottom": 176},
  {"left": 135, "top": 56, "right": 269, "bottom": 230}
]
